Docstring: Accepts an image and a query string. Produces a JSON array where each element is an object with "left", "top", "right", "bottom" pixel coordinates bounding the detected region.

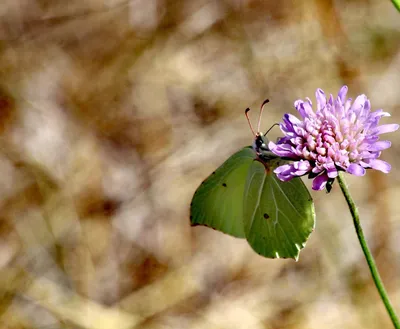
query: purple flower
[{"left": 269, "top": 86, "right": 399, "bottom": 191}]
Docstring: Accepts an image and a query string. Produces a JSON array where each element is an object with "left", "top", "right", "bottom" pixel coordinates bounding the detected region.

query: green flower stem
[
  {"left": 337, "top": 172, "right": 400, "bottom": 329},
  {"left": 392, "top": 0, "right": 400, "bottom": 13}
]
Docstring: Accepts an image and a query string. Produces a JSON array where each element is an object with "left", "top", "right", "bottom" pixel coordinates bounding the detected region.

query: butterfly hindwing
[
  {"left": 243, "top": 159, "right": 315, "bottom": 260},
  {"left": 190, "top": 147, "right": 255, "bottom": 238}
]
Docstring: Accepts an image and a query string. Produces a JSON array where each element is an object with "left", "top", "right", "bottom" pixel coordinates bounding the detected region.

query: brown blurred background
[{"left": 0, "top": 0, "right": 399, "bottom": 328}]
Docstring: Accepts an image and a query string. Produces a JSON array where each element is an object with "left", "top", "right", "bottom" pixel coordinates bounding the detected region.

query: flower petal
[
  {"left": 312, "top": 172, "right": 329, "bottom": 190},
  {"left": 363, "top": 99, "right": 371, "bottom": 113},
  {"left": 325, "top": 161, "right": 338, "bottom": 178},
  {"left": 344, "top": 98, "right": 352, "bottom": 111},
  {"left": 268, "top": 142, "right": 297, "bottom": 158},
  {"left": 367, "top": 141, "right": 391, "bottom": 152},
  {"left": 347, "top": 163, "right": 366, "bottom": 176},
  {"left": 316, "top": 89, "right": 326, "bottom": 111},
  {"left": 350, "top": 94, "right": 367, "bottom": 114},
  {"left": 295, "top": 100, "right": 315, "bottom": 118},
  {"left": 371, "top": 124, "right": 399, "bottom": 135},
  {"left": 360, "top": 151, "right": 381, "bottom": 159},
  {"left": 364, "top": 159, "right": 391, "bottom": 173},
  {"left": 370, "top": 109, "right": 390, "bottom": 119},
  {"left": 274, "top": 164, "right": 291, "bottom": 174},
  {"left": 294, "top": 100, "right": 306, "bottom": 118},
  {"left": 337, "top": 85, "right": 348, "bottom": 103},
  {"left": 274, "top": 164, "right": 295, "bottom": 181},
  {"left": 292, "top": 160, "right": 311, "bottom": 176},
  {"left": 285, "top": 113, "right": 302, "bottom": 125}
]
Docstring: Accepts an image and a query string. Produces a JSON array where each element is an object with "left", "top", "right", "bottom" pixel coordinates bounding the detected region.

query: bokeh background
[{"left": 0, "top": 0, "right": 399, "bottom": 328}]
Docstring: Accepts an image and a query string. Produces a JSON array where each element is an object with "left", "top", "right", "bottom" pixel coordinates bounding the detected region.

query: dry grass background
[{"left": 0, "top": 0, "right": 399, "bottom": 328}]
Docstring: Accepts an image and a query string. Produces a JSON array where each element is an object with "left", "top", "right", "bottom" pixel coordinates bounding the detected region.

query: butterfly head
[{"left": 253, "top": 133, "right": 269, "bottom": 154}]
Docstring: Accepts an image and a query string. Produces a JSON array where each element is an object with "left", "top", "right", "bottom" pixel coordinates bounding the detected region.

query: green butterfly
[{"left": 190, "top": 100, "right": 315, "bottom": 260}]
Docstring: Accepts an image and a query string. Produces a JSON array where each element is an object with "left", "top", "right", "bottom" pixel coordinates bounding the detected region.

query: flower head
[{"left": 269, "top": 86, "right": 399, "bottom": 191}]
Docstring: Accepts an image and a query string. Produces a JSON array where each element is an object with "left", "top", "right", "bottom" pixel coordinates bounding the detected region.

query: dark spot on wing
[
  {"left": 212, "top": 171, "right": 216, "bottom": 175},
  {"left": 263, "top": 213, "right": 270, "bottom": 219},
  {"left": 222, "top": 183, "right": 227, "bottom": 187},
  {"left": 190, "top": 215, "right": 193, "bottom": 220}
]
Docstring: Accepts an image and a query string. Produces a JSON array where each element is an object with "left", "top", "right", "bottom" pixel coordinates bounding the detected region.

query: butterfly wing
[
  {"left": 243, "top": 159, "right": 315, "bottom": 260},
  {"left": 190, "top": 147, "right": 255, "bottom": 238}
]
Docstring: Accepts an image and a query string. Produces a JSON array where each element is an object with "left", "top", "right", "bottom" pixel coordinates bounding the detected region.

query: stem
[
  {"left": 392, "top": 0, "right": 400, "bottom": 13},
  {"left": 337, "top": 172, "right": 400, "bottom": 329}
]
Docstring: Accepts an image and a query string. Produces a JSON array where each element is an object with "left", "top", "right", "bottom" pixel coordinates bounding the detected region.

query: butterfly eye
[{"left": 252, "top": 136, "right": 262, "bottom": 153}]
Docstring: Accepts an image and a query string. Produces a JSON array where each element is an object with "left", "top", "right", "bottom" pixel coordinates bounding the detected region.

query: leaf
[
  {"left": 190, "top": 147, "right": 255, "bottom": 238},
  {"left": 243, "top": 160, "right": 315, "bottom": 260}
]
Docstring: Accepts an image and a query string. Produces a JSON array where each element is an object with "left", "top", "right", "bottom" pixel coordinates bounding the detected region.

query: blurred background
[{"left": 0, "top": 0, "right": 399, "bottom": 328}]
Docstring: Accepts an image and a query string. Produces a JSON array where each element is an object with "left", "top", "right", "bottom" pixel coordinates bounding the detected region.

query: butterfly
[{"left": 190, "top": 100, "right": 315, "bottom": 260}]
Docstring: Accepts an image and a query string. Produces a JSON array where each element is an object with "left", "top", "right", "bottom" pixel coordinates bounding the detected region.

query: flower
[{"left": 269, "top": 86, "right": 399, "bottom": 191}]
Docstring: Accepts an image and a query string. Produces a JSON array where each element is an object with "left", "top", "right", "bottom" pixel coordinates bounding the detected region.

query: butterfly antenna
[
  {"left": 264, "top": 123, "right": 280, "bottom": 136},
  {"left": 245, "top": 108, "right": 256, "bottom": 136},
  {"left": 257, "top": 99, "right": 270, "bottom": 133}
]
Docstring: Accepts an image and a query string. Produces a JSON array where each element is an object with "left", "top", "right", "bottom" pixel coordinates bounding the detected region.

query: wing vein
[
  {"left": 270, "top": 181, "right": 292, "bottom": 254},
  {"left": 271, "top": 179, "right": 304, "bottom": 243},
  {"left": 248, "top": 168, "right": 266, "bottom": 234},
  {"left": 271, "top": 177, "right": 304, "bottom": 217}
]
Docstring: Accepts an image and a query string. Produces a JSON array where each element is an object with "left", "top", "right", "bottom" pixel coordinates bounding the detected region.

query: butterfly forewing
[
  {"left": 243, "top": 160, "right": 315, "bottom": 260},
  {"left": 190, "top": 147, "right": 256, "bottom": 238}
]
